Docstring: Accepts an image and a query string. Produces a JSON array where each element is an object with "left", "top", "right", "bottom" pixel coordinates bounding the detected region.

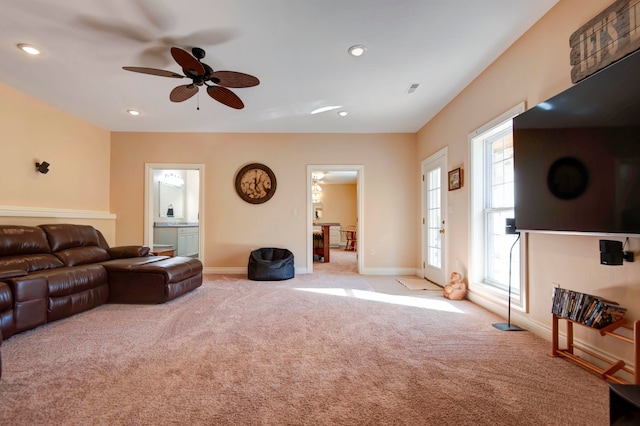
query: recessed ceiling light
[
  {"left": 127, "top": 109, "right": 141, "bottom": 116},
  {"left": 17, "top": 43, "right": 42, "bottom": 55},
  {"left": 348, "top": 45, "right": 366, "bottom": 57},
  {"left": 311, "top": 105, "right": 342, "bottom": 115},
  {"left": 338, "top": 111, "right": 348, "bottom": 117}
]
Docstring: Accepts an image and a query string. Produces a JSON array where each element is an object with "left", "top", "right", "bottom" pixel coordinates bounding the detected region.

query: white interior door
[{"left": 421, "top": 148, "right": 447, "bottom": 285}]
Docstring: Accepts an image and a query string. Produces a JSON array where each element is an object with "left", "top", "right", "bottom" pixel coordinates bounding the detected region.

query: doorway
[
  {"left": 307, "top": 165, "right": 364, "bottom": 274},
  {"left": 421, "top": 148, "right": 448, "bottom": 285},
  {"left": 144, "top": 163, "right": 205, "bottom": 260}
]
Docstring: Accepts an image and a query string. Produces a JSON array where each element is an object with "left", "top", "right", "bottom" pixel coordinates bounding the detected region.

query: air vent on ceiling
[{"left": 407, "top": 83, "right": 420, "bottom": 94}]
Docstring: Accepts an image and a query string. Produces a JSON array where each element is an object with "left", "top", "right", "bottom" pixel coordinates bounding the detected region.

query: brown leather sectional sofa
[{"left": 0, "top": 223, "right": 203, "bottom": 378}]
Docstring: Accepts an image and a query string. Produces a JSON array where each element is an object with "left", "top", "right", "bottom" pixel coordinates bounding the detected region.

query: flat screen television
[{"left": 513, "top": 48, "right": 640, "bottom": 235}]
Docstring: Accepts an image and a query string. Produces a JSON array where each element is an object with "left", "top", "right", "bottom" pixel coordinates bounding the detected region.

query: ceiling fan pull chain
[{"left": 197, "top": 90, "right": 200, "bottom": 111}]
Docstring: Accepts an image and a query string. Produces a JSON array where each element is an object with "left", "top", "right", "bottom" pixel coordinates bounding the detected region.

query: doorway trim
[
  {"left": 306, "top": 164, "right": 364, "bottom": 274},
  {"left": 144, "top": 163, "right": 205, "bottom": 260}
]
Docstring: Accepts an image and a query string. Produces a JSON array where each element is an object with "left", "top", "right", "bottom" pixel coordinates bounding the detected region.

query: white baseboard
[
  {"left": 203, "top": 266, "right": 310, "bottom": 275},
  {"left": 360, "top": 267, "right": 416, "bottom": 275},
  {"left": 205, "top": 266, "right": 414, "bottom": 276},
  {"left": 203, "top": 267, "right": 246, "bottom": 275}
]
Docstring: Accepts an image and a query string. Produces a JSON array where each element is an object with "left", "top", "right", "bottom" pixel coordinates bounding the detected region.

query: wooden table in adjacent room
[
  {"left": 314, "top": 222, "right": 340, "bottom": 263},
  {"left": 152, "top": 246, "right": 175, "bottom": 257}
]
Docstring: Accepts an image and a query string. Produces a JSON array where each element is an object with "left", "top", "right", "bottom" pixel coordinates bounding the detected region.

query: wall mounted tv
[{"left": 513, "top": 48, "right": 640, "bottom": 235}]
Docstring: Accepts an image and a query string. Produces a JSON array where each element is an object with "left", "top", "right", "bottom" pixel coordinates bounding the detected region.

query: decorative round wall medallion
[
  {"left": 235, "top": 163, "right": 277, "bottom": 204},
  {"left": 547, "top": 157, "right": 589, "bottom": 200}
]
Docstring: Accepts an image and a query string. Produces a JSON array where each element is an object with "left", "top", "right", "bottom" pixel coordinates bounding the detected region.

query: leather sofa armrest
[
  {"left": 0, "top": 269, "right": 28, "bottom": 280},
  {"left": 108, "top": 245, "right": 150, "bottom": 259}
]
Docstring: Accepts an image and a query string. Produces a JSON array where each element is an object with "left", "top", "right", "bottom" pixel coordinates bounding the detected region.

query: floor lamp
[{"left": 493, "top": 218, "right": 525, "bottom": 331}]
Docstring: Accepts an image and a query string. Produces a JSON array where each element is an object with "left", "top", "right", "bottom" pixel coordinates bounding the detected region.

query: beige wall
[
  {"left": 417, "top": 0, "right": 638, "bottom": 364},
  {"left": 0, "top": 82, "right": 115, "bottom": 242},
  {"left": 110, "top": 132, "right": 417, "bottom": 272}
]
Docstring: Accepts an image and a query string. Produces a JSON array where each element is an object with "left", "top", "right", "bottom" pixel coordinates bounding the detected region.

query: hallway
[{"left": 313, "top": 249, "right": 358, "bottom": 275}]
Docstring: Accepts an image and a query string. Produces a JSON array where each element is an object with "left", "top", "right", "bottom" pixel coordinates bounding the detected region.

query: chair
[
  {"left": 248, "top": 248, "right": 295, "bottom": 281},
  {"left": 340, "top": 225, "right": 357, "bottom": 251},
  {"left": 313, "top": 230, "right": 325, "bottom": 260}
]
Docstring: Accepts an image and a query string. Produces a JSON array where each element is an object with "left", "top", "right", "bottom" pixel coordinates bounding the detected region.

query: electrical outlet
[{"left": 370, "top": 249, "right": 375, "bottom": 256}]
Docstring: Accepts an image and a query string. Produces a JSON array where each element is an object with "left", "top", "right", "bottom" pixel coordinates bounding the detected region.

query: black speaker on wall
[{"left": 600, "top": 239, "right": 623, "bottom": 266}]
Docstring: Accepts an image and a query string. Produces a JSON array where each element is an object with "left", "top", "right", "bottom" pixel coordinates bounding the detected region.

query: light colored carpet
[
  {"left": 0, "top": 273, "right": 608, "bottom": 425},
  {"left": 396, "top": 277, "right": 442, "bottom": 291}
]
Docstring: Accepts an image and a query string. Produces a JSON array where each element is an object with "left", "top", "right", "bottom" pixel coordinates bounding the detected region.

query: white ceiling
[
  {"left": 315, "top": 171, "right": 358, "bottom": 185},
  {"left": 0, "top": 0, "right": 558, "bottom": 134}
]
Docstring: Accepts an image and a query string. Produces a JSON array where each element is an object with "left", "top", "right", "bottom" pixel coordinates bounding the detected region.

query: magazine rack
[{"left": 551, "top": 314, "right": 640, "bottom": 384}]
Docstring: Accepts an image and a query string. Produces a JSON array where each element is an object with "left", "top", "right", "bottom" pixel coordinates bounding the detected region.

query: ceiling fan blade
[
  {"left": 179, "top": 28, "right": 240, "bottom": 47},
  {"left": 170, "top": 84, "right": 198, "bottom": 102},
  {"left": 211, "top": 71, "right": 260, "bottom": 88},
  {"left": 134, "top": 0, "right": 173, "bottom": 32},
  {"left": 170, "top": 47, "right": 205, "bottom": 76},
  {"left": 75, "top": 15, "right": 155, "bottom": 43},
  {"left": 123, "top": 67, "right": 184, "bottom": 78},
  {"left": 207, "top": 86, "right": 244, "bottom": 109}
]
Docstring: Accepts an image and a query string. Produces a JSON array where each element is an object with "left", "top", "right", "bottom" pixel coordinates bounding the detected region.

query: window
[{"left": 469, "top": 103, "right": 526, "bottom": 308}]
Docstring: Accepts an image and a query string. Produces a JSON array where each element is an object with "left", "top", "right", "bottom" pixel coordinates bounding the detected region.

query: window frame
[{"left": 468, "top": 102, "right": 528, "bottom": 312}]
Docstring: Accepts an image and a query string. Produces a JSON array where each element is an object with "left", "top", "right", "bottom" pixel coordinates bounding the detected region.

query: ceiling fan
[{"left": 123, "top": 47, "right": 259, "bottom": 109}]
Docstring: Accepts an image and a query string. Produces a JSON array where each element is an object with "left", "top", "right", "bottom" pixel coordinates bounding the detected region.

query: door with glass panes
[{"left": 422, "top": 149, "right": 447, "bottom": 285}]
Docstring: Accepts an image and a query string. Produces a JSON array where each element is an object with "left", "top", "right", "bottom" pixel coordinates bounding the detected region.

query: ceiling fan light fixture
[
  {"left": 126, "top": 109, "right": 141, "bottom": 116},
  {"left": 348, "top": 45, "right": 366, "bottom": 57},
  {"left": 123, "top": 46, "right": 258, "bottom": 110},
  {"left": 17, "top": 43, "right": 42, "bottom": 55}
]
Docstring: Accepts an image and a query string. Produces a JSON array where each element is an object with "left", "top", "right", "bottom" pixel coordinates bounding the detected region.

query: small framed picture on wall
[{"left": 448, "top": 168, "right": 462, "bottom": 191}]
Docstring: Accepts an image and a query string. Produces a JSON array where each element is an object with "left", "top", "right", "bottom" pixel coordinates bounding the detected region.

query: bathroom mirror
[
  {"left": 313, "top": 203, "right": 323, "bottom": 220},
  {"left": 159, "top": 182, "right": 184, "bottom": 218}
]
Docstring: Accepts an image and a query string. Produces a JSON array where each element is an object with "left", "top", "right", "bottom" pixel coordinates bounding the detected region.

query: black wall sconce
[{"left": 35, "top": 161, "right": 50, "bottom": 174}]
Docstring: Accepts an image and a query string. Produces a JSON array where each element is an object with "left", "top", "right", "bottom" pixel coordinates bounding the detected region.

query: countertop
[{"left": 154, "top": 222, "right": 199, "bottom": 228}]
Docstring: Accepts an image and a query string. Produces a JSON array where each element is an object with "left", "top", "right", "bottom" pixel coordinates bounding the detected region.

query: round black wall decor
[
  {"left": 547, "top": 157, "right": 589, "bottom": 200},
  {"left": 235, "top": 163, "right": 277, "bottom": 204}
]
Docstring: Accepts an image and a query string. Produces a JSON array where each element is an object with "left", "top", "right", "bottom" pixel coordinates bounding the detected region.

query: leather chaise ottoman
[{"left": 104, "top": 257, "right": 203, "bottom": 304}]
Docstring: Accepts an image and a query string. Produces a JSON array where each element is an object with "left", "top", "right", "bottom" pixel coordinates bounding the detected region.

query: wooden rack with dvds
[{"left": 551, "top": 314, "right": 640, "bottom": 384}]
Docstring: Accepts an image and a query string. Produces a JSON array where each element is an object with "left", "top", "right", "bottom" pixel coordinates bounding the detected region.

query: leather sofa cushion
[
  {"left": 108, "top": 245, "right": 150, "bottom": 259},
  {"left": 0, "top": 269, "right": 28, "bottom": 280},
  {"left": 0, "top": 225, "right": 51, "bottom": 256},
  {"left": 4, "top": 275, "right": 48, "bottom": 302},
  {"left": 30, "top": 264, "right": 108, "bottom": 297},
  {"left": 0, "top": 282, "right": 14, "bottom": 338},
  {"left": 0, "top": 254, "right": 64, "bottom": 273},
  {"left": 55, "top": 246, "right": 110, "bottom": 266},
  {"left": 39, "top": 224, "right": 102, "bottom": 252}
]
